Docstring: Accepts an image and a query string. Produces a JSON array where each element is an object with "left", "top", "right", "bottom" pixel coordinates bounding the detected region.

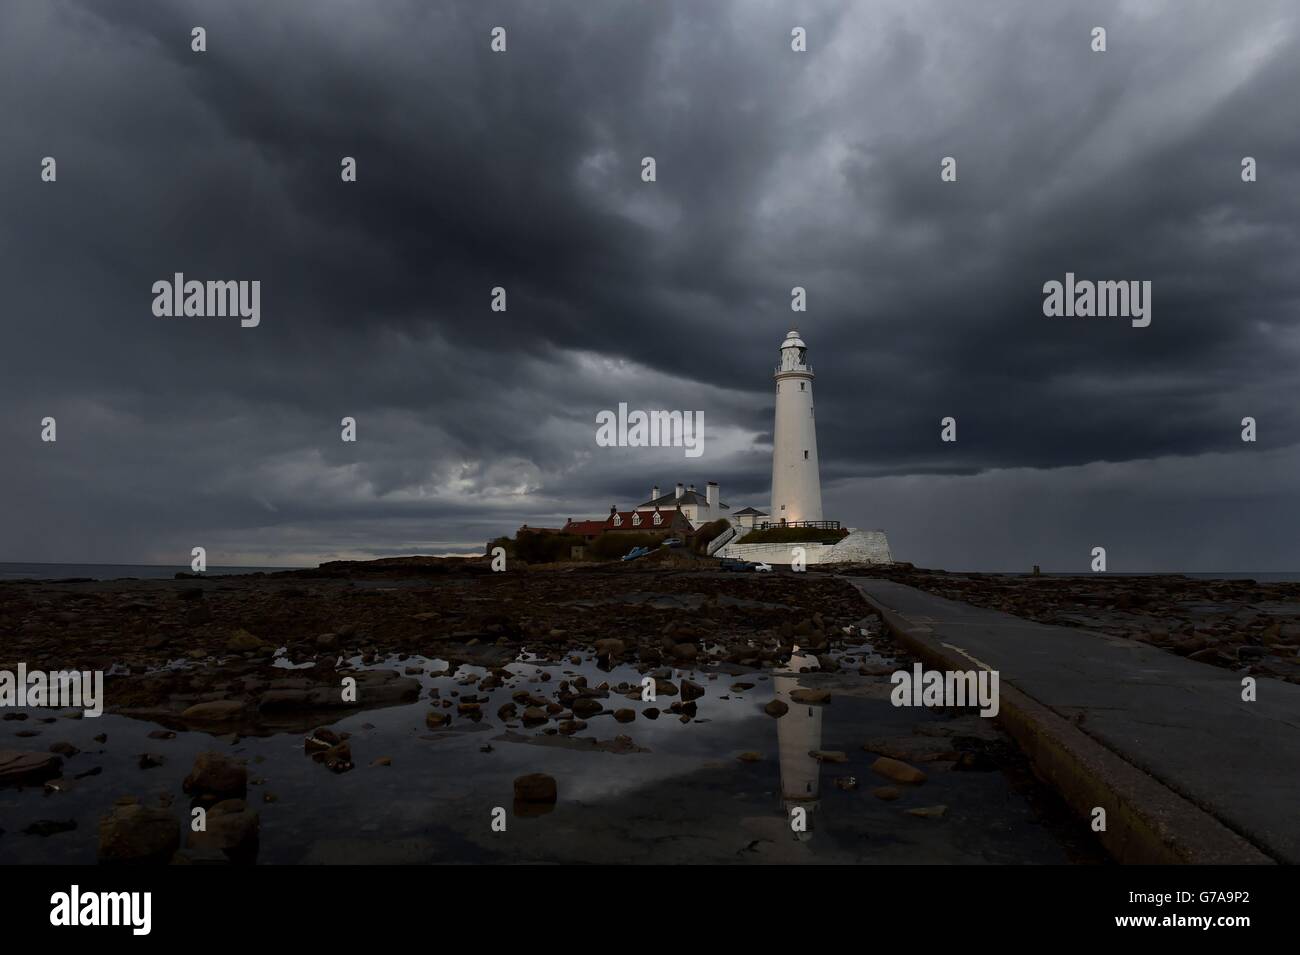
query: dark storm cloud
[{"left": 2, "top": 0, "right": 1298, "bottom": 568}]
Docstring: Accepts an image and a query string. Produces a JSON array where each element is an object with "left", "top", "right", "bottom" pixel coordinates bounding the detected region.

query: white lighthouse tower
[{"left": 771, "top": 329, "right": 823, "bottom": 524}]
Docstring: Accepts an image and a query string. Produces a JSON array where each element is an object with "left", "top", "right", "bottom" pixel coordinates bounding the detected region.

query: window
[
  {"left": 800, "top": 382, "right": 805, "bottom": 391},
  {"left": 613, "top": 514, "right": 621, "bottom": 526},
  {"left": 632, "top": 513, "right": 641, "bottom": 526},
  {"left": 804, "top": 450, "right": 808, "bottom": 459},
  {"left": 653, "top": 512, "right": 662, "bottom": 525}
]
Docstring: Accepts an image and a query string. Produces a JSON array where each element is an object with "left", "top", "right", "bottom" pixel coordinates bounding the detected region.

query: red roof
[
  {"left": 562, "top": 509, "right": 689, "bottom": 536},
  {"left": 562, "top": 520, "right": 609, "bottom": 536}
]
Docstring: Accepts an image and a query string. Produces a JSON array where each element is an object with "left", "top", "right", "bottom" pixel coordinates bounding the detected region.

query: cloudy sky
[{"left": 3, "top": 0, "right": 1299, "bottom": 571}]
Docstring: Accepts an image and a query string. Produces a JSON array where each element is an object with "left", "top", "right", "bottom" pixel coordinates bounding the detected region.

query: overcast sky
[{"left": 3, "top": 0, "right": 1299, "bottom": 571}]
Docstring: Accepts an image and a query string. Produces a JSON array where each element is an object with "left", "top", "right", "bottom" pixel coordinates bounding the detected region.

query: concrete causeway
[{"left": 848, "top": 578, "right": 1300, "bottom": 864}]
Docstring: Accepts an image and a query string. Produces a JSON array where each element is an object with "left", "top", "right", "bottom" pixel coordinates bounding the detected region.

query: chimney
[
  {"left": 651, "top": 485, "right": 660, "bottom": 502},
  {"left": 688, "top": 483, "right": 697, "bottom": 493},
  {"left": 675, "top": 483, "right": 684, "bottom": 500},
  {"left": 706, "top": 481, "right": 718, "bottom": 511},
  {"left": 610, "top": 504, "right": 617, "bottom": 515}
]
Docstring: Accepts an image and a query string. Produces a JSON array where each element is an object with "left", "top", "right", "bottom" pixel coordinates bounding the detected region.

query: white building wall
[{"left": 720, "top": 529, "right": 893, "bottom": 565}]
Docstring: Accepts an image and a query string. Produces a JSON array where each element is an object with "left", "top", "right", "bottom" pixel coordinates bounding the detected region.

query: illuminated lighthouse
[{"left": 770, "top": 329, "right": 823, "bottom": 524}]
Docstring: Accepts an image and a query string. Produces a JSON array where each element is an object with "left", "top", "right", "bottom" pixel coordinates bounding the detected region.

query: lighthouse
[{"left": 771, "top": 329, "right": 824, "bottom": 523}]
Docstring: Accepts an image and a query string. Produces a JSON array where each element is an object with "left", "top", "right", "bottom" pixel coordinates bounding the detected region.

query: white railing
[{"left": 705, "top": 524, "right": 737, "bottom": 556}]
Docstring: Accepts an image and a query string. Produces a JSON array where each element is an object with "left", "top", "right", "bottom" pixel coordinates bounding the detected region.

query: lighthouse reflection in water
[{"left": 775, "top": 645, "right": 823, "bottom": 840}]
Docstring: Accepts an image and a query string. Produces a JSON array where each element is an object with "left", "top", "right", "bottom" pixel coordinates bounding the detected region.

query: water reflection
[{"left": 774, "top": 645, "right": 822, "bottom": 840}]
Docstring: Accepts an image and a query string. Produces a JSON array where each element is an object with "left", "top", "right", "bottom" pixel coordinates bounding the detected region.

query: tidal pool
[{"left": 0, "top": 642, "right": 1101, "bottom": 864}]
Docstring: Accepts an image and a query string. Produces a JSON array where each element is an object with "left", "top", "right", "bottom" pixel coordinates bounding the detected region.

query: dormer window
[
  {"left": 613, "top": 514, "right": 622, "bottom": 526},
  {"left": 653, "top": 512, "right": 662, "bottom": 525},
  {"left": 632, "top": 513, "right": 641, "bottom": 526}
]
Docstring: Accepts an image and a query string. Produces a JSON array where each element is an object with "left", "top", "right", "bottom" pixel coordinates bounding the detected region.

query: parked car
[
  {"left": 754, "top": 562, "right": 772, "bottom": 572},
  {"left": 660, "top": 538, "right": 684, "bottom": 548},
  {"left": 621, "top": 546, "right": 653, "bottom": 562},
  {"left": 719, "top": 558, "right": 757, "bottom": 572}
]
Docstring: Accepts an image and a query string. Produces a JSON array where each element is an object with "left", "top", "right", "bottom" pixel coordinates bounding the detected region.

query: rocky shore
[{"left": 0, "top": 559, "right": 1108, "bottom": 864}]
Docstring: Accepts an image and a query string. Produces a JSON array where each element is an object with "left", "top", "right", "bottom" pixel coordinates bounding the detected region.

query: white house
[{"left": 636, "top": 482, "right": 727, "bottom": 528}]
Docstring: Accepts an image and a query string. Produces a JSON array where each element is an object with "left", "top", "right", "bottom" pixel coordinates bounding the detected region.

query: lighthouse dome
[{"left": 782, "top": 330, "right": 806, "bottom": 349}]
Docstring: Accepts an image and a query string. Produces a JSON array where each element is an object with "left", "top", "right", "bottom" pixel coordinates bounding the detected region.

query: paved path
[{"left": 848, "top": 578, "right": 1300, "bottom": 864}]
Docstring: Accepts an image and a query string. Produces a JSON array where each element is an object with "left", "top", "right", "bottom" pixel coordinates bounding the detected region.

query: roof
[
  {"left": 637, "top": 490, "right": 728, "bottom": 510},
  {"left": 607, "top": 510, "right": 688, "bottom": 530},
  {"left": 732, "top": 506, "right": 768, "bottom": 515},
  {"left": 562, "top": 510, "right": 690, "bottom": 536},
  {"left": 562, "top": 520, "right": 609, "bottom": 536}
]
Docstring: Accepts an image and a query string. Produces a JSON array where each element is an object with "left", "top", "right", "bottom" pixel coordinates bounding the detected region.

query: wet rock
[
  {"left": 497, "top": 703, "right": 518, "bottom": 721},
  {"left": 764, "top": 699, "right": 789, "bottom": 718},
  {"left": 180, "top": 700, "right": 248, "bottom": 724},
  {"left": 614, "top": 708, "right": 636, "bottom": 723},
  {"left": 371, "top": 756, "right": 392, "bottom": 767},
  {"left": 183, "top": 751, "right": 248, "bottom": 801},
  {"left": 654, "top": 679, "right": 678, "bottom": 697},
  {"left": 23, "top": 818, "right": 77, "bottom": 837},
  {"left": 0, "top": 750, "right": 62, "bottom": 788},
  {"left": 810, "top": 750, "right": 847, "bottom": 763},
  {"left": 835, "top": 776, "right": 858, "bottom": 791},
  {"left": 571, "top": 697, "right": 604, "bottom": 718},
  {"left": 522, "top": 706, "right": 549, "bottom": 725},
  {"left": 730, "top": 682, "right": 755, "bottom": 692},
  {"left": 138, "top": 753, "right": 166, "bottom": 770},
  {"left": 680, "top": 679, "right": 705, "bottom": 702},
  {"left": 906, "top": 805, "right": 948, "bottom": 819},
  {"left": 48, "top": 741, "right": 79, "bottom": 757},
  {"left": 737, "top": 751, "right": 762, "bottom": 762},
  {"left": 225, "top": 628, "right": 269, "bottom": 652},
  {"left": 870, "top": 756, "right": 927, "bottom": 785},
  {"left": 558, "top": 720, "right": 587, "bottom": 735},
  {"left": 513, "top": 773, "right": 557, "bottom": 804},
  {"left": 98, "top": 802, "right": 179, "bottom": 864},
  {"left": 425, "top": 710, "right": 450, "bottom": 729},
  {"left": 315, "top": 742, "right": 353, "bottom": 773},
  {"left": 673, "top": 643, "right": 699, "bottom": 662},
  {"left": 872, "top": 786, "right": 902, "bottom": 801},
  {"left": 642, "top": 707, "right": 660, "bottom": 720},
  {"left": 789, "top": 688, "right": 832, "bottom": 705},
  {"left": 189, "top": 798, "right": 260, "bottom": 863},
  {"left": 594, "top": 638, "right": 625, "bottom": 660}
]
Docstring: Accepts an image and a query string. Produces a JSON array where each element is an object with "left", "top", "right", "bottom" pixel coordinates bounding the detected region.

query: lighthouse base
[{"left": 719, "top": 528, "right": 892, "bottom": 566}]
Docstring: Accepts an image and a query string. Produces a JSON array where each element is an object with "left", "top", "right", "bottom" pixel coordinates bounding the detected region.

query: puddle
[{"left": 0, "top": 639, "right": 1098, "bottom": 864}]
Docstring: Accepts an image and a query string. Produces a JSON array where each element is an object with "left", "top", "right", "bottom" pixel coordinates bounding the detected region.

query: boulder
[
  {"left": 180, "top": 700, "right": 247, "bottom": 723},
  {"left": 870, "top": 756, "right": 927, "bottom": 785},
  {"left": 680, "top": 679, "right": 705, "bottom": 702},
  {"left": 182, "top": 751, "right": 247, "bottom": 801},
  {"left": 513, "top": 773, "right": 557, "bottom": 804},
  {"left": 188, "top": 798, "right": 260, "bottom": 863},
  {"left": 0, "top": 750, "right": 62, "bottom": 788},
  {"left": 98, "top": 802, "right": 179, "bottom": 864},
  {"left": 225, "top": 628, "right": 268, "bottom": 652},
  {"left": 764, "top": 699, "right": 789, "bottom": 718}
]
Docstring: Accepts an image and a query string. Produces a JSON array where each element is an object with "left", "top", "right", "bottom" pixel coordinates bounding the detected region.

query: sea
[{"left": 0, "top": 562, "right": 302, "bottom": 581}]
